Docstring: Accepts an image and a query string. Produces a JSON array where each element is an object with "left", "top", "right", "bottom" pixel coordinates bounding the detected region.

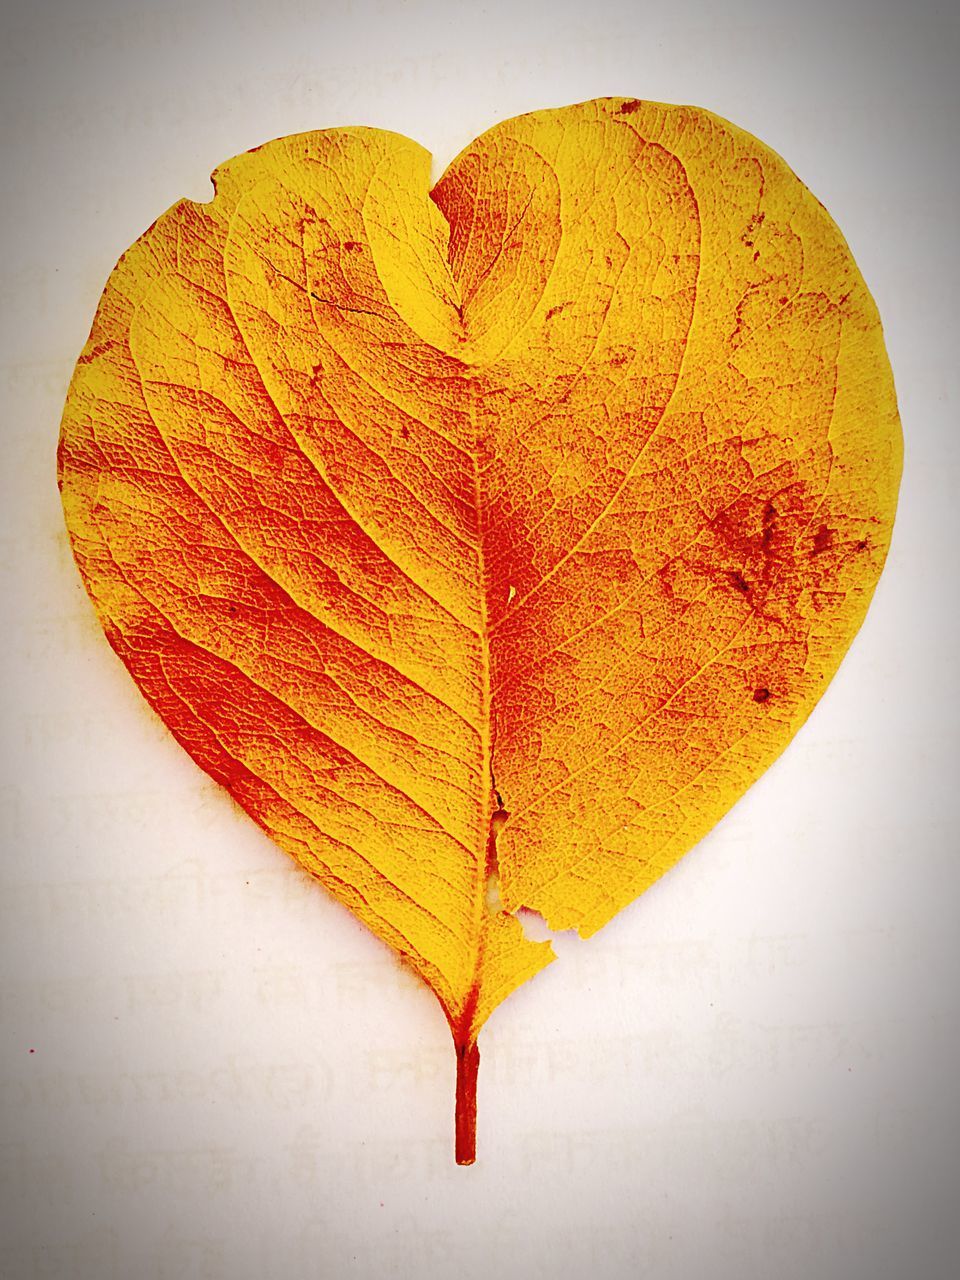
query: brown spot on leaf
[
  {"left": 741, "top": 212, "right": 765, "bottom": 246},
  {"left": 813, "top": 524, "right": 833, "bottom": 553},
  {"left": 761, "top": 501, "right": 778, "bottom": 551}
]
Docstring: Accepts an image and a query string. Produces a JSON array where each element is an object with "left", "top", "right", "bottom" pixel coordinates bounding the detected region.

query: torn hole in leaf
[
  {"left": 484, "top": 801, "right": 579, "bottom": 951},
  {"left": 484, "top": 803, "right": 509, "bottom": 916},
  {"left": 514, "top": 906, "right": 553, "bottom": 942},
  {"left": 513, "top": 907, "right": 581, "bottom": 955},
  {"left": 484, "top": 872, "right": 504, "bottom": 914}
]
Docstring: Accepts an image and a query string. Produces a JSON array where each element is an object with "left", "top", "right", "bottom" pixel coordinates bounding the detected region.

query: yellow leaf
[{"left": 58, "top": 98, "right": 902, "bottom": 1163}]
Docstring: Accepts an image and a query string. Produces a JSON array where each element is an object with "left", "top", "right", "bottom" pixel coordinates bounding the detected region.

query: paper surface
[{"left": 2, "top": 1, "right": 958, "bottom": 1277}]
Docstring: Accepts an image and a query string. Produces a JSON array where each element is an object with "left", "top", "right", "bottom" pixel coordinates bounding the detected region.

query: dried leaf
[{"left": 58, "top": 98, "right": 901, "bottom": 1163}]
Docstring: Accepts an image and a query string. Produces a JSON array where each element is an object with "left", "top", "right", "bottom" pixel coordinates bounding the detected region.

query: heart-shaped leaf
[{"left": 58, "top": 98, "right": 901, "bottom": 1162}]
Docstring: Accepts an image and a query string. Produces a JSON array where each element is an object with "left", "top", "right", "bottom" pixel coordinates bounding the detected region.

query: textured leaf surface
[{"left": 58, "top": 98, "right": 901, "bottom": 1161}]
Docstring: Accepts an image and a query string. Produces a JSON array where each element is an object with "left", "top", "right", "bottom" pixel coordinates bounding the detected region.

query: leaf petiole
[{"left": 454, "top": 1038, "right": 480, "bottom": 1165}]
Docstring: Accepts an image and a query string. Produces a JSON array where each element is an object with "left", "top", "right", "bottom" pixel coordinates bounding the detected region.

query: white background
[{"left": 2, "top": 1, "right": 958, "bottom": 1277}]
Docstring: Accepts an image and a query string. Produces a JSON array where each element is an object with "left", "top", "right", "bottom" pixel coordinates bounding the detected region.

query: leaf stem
[{"left": 454, "top": 1038, "right": 480, "bottom": 1165}]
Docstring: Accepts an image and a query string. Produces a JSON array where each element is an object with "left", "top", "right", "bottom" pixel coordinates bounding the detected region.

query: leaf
[{"left": 58, "top": 98, "right": 902, "bottom": 1163}]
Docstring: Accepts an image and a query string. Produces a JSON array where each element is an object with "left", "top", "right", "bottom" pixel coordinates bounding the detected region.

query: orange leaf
[{"left": 58, "top": 98, "right": 901, "bottom": 1163}]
